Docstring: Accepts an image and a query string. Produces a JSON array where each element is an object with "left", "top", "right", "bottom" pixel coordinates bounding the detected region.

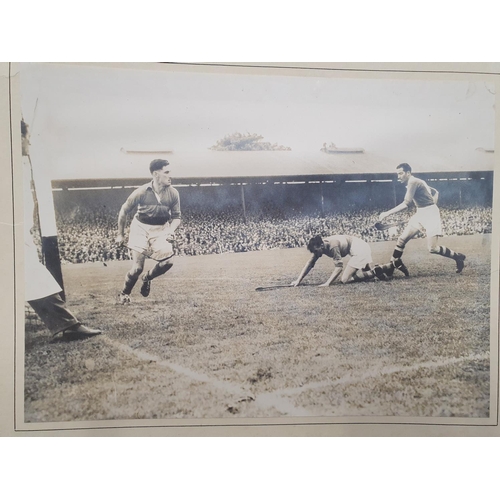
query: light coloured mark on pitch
[
  {"left": 107, "top": 338, "right": 247, "bottom": 395},
  {"left": 254, "top": 394, "right": 313, "bottom": 417},
  {"left": 102, "top": 337, "right": 310, "bottom": 417},
  {"left": 101, "top": 338, "right": 486, "bottom": 418},
  {"left": 273, "top": 352, "right": 490, "bottom": 397}
]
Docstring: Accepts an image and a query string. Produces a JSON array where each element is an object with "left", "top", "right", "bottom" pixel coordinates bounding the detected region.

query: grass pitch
[{"left": 24, "top": 234, "right": 492, "bottom": 423}]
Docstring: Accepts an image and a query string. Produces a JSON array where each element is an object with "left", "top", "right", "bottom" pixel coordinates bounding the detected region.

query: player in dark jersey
[
  {"left": 116, "top": 159, "right": 181, "bottom": 304},
  {"left": 291, "top": 234, "right": 387, "bottom": 287},
  {"left": 378, "top": 163, "right": 465, "bottom": 276}
]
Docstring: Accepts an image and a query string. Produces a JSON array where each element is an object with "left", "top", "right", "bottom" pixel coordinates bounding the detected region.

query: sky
[{"left": 20, "top": 63, "right": 496, "bottom": 180}]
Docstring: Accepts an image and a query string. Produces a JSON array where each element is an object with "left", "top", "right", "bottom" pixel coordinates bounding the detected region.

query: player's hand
[{"left": 115, "top": 235, "right": 125, "bottom": 246}]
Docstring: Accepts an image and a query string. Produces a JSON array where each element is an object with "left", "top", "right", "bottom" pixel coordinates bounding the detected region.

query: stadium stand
[
  {"left": 49, "top": 149, "right": 494, "bottom": 264},
  {"left": 53, "top": 202, "right": 492, "bottom": 264}
]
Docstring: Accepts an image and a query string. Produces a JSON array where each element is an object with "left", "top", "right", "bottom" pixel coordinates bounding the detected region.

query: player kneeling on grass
[
  {"left": 378, "top": 163, "right": 465, "bottom": 277},
  {"left": 115, "top": 159, "right": 180, "bottom": 304},
  {"left": 291, "top": 234, "right": 387, "bottom": 287}
]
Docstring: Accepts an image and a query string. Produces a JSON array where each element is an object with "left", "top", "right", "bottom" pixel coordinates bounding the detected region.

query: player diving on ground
[{"left": 291, "top": 234, "right": 388, "bottom": 287}]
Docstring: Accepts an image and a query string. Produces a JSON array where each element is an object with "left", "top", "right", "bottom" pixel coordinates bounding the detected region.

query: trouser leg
[{"left": 28, "top": 293, "right": 79, "bottom": 335}]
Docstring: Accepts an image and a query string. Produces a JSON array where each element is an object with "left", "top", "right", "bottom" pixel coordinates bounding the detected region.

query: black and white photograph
[{"left": 14, "top": 62, "right": 498, "bottom": 428}]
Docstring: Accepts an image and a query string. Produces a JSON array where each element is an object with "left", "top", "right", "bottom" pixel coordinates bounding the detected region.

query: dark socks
[
  {"left": 145, "top": 261, "right": 173, "bottom": 281},
  {"left": 122, "top": 272, "right": 139, "bottom": 295}
]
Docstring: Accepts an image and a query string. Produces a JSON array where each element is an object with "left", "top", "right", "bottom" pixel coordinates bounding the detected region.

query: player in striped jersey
[
  {"left": 291, "top": 234, "right": 387, "bottom": 287},
  {"left": 116, "top": 159, "right": 181, "bottom": 303},
  {"left": 378, "top": 163, "right": 465, "bottom": 276}
]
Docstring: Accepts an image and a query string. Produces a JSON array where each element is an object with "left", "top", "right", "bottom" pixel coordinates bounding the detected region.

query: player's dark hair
[
  {"left": 307, "top": 235, "right": 323, "bottom": 253},
  {"left": 150, "top": 159, "right": 170, "bottom": 174},
  {"left": 397, "top": 163, "right": 412, "bottom": 173},
  {"left": 21, "top": 119, "right": 28, "bottom": 138}
]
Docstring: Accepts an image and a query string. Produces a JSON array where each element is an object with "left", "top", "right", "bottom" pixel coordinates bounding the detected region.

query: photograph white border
[{"left": 2, "top": 62, "right": 499, "bottom": 436}]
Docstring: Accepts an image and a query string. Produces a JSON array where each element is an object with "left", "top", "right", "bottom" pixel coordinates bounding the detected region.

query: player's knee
[
  {"left": 341, "top": 270, "right": 355, "bottom": 283},
  {"left": 130, "top": 264, "right": 144, "bottom": 276},
  {"left": 396, "top": 237, "right": 407, "bottom": 248}
]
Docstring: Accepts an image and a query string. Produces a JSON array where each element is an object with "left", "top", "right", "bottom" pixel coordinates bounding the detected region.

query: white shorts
[
  {"left": 408, "top": 204, "right": 442, "bottom": 238},
  {"left": 128, "top": 217, "right": 174, "bottom": 261},
  {"left": 347, "top": 237, "right": 373, "bottom": 270}
]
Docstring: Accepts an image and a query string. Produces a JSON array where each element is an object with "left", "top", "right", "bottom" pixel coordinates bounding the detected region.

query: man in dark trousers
[{"left": 22, "top": 120, "right": 101, "bottom": 340}]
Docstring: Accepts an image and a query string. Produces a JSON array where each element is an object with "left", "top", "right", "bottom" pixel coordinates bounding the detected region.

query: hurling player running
[
  {"left": 116, "top": 159, "right": 180, "bottom": 304},
  {"left": 378, "top": 163, "right": 465, "bottom": 277},
  {"left": 291, "top": 234, "right": 387, "bottom": 287}
]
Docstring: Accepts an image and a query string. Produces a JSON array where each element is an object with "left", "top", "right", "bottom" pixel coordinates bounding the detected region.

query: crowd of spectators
[
  {"left": 440, "top": 206, "right": 492, "bottom": 236},
  {"left": 54, "top": 203, "right": 493, "bottom": 264},
  {"left": 56, "top": 207, "right": 130, "bottom": 264}
]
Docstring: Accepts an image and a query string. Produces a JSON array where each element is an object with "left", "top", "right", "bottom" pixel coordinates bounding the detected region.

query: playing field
[{"left": 24, "top": 234, "right": 492, "bottom": 423}]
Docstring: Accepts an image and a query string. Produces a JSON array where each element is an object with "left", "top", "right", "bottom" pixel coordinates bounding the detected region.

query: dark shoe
[
  {"left": 373, "top": 265, "right": 388, "bottom": 281},
  {"left": 63, "top": 324, "right": 102, "bottom": 340},
  {"left": 140, "top": 275, "right": 151, "bottom": 297},
  {"left": 455, "top": 253, "right": 466, "bottom": 273},
  {"left": 395, "top": 260, "right": 410, "bottom": 277}
]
